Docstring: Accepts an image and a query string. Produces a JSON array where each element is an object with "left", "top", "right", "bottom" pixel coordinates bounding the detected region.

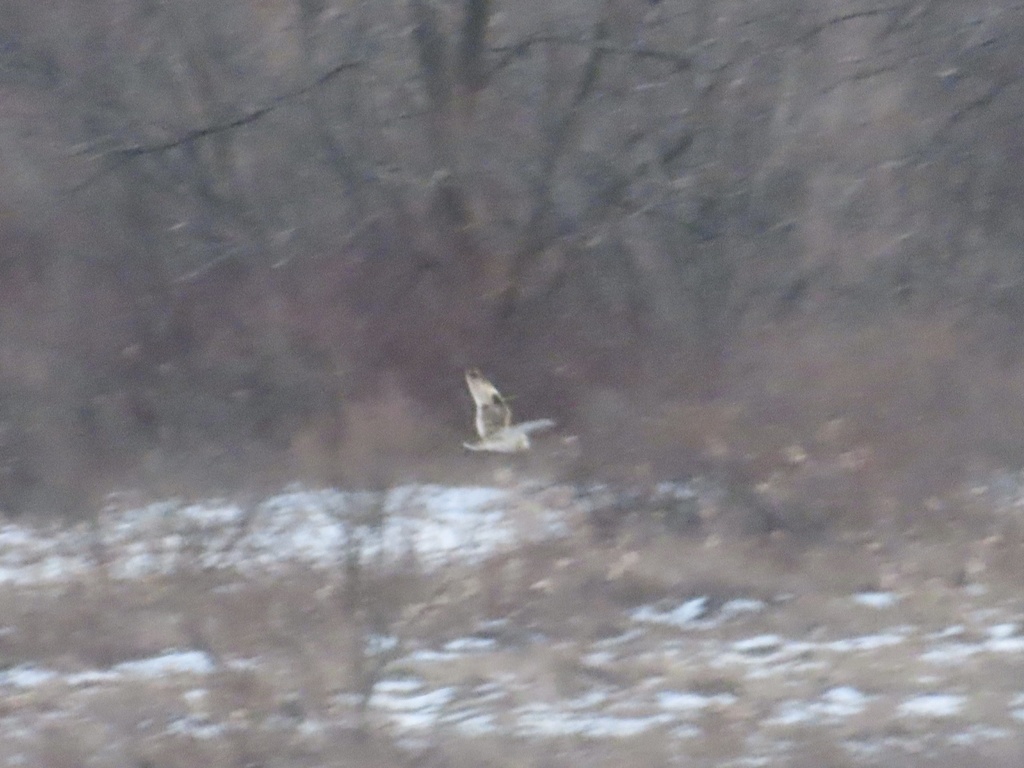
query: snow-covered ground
[
  {"left": 1, "top": 480, "right": 1023, "bottom": 766},
  {"left": 0, "top": 484, "right": 572, "bottom": 584}
]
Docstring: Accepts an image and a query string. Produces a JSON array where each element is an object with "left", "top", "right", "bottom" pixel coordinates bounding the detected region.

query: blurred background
[{"left": 1, "top": 0, "right": 1023, "bottom": 523}]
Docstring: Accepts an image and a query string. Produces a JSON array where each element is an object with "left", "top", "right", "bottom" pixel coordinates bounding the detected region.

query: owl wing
[
  {"left": 466, "top": 369, "right": 513, "bottom": 438},
  {"left": 508, "top": 418, "right": 556, "bottom": 435}
]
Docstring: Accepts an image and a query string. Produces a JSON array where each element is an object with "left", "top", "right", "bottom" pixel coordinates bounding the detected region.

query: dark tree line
[{"left": 0, "top": 0, "right": 1022, "bottom": 511}]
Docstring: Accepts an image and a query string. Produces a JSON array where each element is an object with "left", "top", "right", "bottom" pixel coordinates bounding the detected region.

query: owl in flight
[{"left": 463, "top": 368, "right": 555, "bottom": 453}]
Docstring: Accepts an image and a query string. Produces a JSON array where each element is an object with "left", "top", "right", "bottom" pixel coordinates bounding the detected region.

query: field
[{"left": 2, "top": 472, "right": 1024, "bottom": 768}]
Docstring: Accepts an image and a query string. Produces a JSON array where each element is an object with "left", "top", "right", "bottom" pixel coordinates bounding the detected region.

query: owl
[{"left": 463, "top": 368, "right": 555, "bottom": 453}]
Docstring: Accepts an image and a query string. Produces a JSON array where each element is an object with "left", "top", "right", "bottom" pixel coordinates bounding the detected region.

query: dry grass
[{"left": 2, "top": 475, "right": 1024, "bottom": 767}]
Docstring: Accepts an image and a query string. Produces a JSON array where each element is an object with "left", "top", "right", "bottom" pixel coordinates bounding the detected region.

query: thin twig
[
  {"left": 489, "top": 34, "right": 692, "bottom": 80},
  {"left": 67, "top": 59, "right": 364, "bottom": 194}
]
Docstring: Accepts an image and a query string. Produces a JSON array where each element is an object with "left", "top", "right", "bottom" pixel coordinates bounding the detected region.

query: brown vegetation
[{"left": 2, "top": 485, "right": 1024, "bottom": 766}]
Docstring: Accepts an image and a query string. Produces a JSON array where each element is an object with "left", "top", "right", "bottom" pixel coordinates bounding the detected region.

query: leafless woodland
[{"left": 0, "top": 0, "right": 1023, "bottom": 517}]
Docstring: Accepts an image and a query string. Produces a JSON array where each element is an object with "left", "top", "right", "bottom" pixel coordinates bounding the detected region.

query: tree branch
[
  {"left": 68, "top": 59, "right": 364, "bottom": 194},
  {"left": 489, "top": 34, "right": 692, "bottom": 80}
]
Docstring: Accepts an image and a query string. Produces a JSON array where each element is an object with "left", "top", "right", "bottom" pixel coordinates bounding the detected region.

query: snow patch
[
  {"left": 898, "top": 694, "right": 965, "bottom": 718},
  {"left": 852, "top": 591, "right": 899, "bottom": 609}
]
